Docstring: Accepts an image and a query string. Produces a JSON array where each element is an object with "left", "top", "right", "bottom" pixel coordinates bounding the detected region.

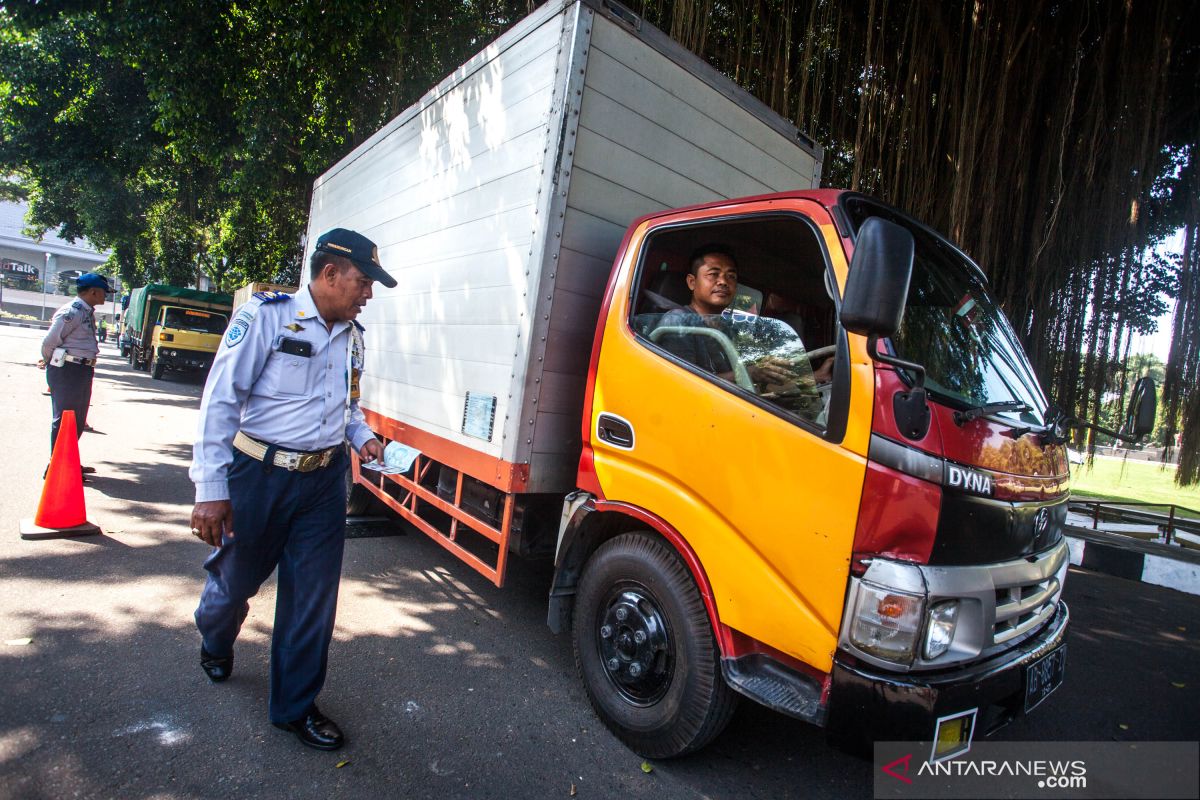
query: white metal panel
[
  {"left": 305, "top": 3, "right": 576, "bottom": 462},
  {"left": 587, "top": 16, "right": 817, "bottom": 186}
]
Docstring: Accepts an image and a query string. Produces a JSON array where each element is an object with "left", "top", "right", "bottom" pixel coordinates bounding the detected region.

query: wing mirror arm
[
  {"left": 1048, "top": 376, "right": 1158, "bottom": 445},
  {"left": 865, "top": 334, "right": 926, "bottom": 390},
  {"left": 867, "top": 334, "right": 930, "bottom": 441}
]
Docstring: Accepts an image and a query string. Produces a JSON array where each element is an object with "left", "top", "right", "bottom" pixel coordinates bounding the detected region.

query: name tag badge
[{"left": 279, "top": 337, "right": 313, "bottom": 358}]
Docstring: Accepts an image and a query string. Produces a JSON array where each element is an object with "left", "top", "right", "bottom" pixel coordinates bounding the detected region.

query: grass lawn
[{"left": 1070, "top": 456, "right": 1200, "bottom": 519}]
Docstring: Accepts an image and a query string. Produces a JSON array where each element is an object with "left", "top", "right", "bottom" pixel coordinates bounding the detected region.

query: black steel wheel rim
[{"left": 595, "top": 583, "right": 674, "bottom": 706}]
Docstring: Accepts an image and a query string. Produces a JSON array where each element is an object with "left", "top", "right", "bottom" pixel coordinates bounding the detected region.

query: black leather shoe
[
  {"left": 273, "top": 707, "right": 345, "bottom": 751},
  {"left": 81, "top": 466, "right": 96, "bottom": 474},
  {"left": 200, "top": 646, "right": 233, "bottom": 683}
]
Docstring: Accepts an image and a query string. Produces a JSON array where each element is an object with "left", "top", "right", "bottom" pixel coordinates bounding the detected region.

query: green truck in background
[{"left": 120, "top": 284, "right": 233, "bottom": 379}]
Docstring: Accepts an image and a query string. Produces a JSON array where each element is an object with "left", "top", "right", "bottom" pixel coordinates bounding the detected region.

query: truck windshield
[
  {"left": 162, "top": 307, "right": 228, "bottom": 335},
  {"left": 842, "top": 198, "right": 1048, "bottom": 425}
]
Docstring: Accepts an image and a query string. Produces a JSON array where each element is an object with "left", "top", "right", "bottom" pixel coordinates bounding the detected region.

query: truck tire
[
  {"left": 150, "top": 349, "right": 164, "bottom": 379},
  {"left": 572, "top": 531, "right": 737, "bottom": 758},
  {"left": 345, "top": 470, "right": 374, "bottom": 515},
  {"left": 344, "top": 446, "right": 384, "bottom": 515}
]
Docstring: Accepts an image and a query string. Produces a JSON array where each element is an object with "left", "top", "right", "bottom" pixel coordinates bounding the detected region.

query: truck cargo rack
[{"left": 352, "top": 447, "right": 516, "bottom": 588}]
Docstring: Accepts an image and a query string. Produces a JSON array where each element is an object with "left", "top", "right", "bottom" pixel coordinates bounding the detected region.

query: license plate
[{"left": 1024, "top": 644, "right": 1066, "bottom": 713}]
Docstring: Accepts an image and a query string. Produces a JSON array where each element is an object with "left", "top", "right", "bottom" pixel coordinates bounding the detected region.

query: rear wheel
[{"left": 573, "top": 532, "right": 737, "bottom": 758}]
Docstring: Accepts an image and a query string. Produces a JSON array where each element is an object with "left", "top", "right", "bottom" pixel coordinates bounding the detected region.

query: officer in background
[
  {"left": 40, "top": 273, "right": 111, "bottom": 468},
  {"left": 189, "top": 229, "right": 393, "bottom": 751}
]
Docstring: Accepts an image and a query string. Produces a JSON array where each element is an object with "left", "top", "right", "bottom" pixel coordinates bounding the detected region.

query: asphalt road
[{"left": 0, "top": 327, "right": 1196, "bottom": 800}]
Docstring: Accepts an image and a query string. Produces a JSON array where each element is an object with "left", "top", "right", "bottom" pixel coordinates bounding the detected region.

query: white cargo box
[
  {"left": 304, "top": 0, "right": 821, "bottom": 493},
  {"left": 232, "top": 282, "right": 297, "bottom": 311}
]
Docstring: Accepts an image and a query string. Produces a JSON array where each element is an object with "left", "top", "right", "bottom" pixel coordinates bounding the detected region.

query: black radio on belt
[{"left": 279, "top": 337, "right": 312, "bottom": 358}]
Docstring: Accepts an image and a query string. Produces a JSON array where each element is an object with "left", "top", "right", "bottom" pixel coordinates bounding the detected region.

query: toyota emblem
[{"left": 1034, "top": 508, "right": 1051, "bottom": 537}]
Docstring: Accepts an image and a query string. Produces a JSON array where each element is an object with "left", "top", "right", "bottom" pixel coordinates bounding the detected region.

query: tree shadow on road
[
  {"left": 0, "top": 525, "right": 871, "bottom": 800},
  {"left": 85, "top": 443, "right": 195, "bottom": 507}
]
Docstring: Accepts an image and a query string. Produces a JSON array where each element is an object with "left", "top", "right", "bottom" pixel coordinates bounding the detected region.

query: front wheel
[
  {"left": 150, "top": 349, "right": 164, "bottom": 379},
  {"left": 573, "top": 532, "right": 737, "bottom": 758}
]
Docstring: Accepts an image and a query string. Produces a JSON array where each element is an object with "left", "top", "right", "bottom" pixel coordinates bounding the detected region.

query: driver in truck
[{"left": 654, "top": 244, "right": 833, "bottom": 387}]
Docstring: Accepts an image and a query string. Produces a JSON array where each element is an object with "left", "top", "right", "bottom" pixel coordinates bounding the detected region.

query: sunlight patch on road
[
  {"left": 112, "top": 716, "right": 191, "bottom": 746},
  {"left": 0, "top": 726, "right": 40, "bottom": 763}
]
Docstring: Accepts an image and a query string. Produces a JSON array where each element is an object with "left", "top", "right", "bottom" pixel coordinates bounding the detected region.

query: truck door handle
[{"left": 596, "top": 413, "right": 635, "bottom": 449}]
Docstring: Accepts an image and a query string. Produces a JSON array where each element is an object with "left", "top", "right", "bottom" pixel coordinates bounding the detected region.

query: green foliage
[{"left": 0, "top": 0, "right": 532, "bottom": 287}]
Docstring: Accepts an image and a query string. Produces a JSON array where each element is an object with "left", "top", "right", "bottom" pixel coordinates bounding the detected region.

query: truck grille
[{"left": 993, "top": 573, "right": 1061, "bottom": 646}]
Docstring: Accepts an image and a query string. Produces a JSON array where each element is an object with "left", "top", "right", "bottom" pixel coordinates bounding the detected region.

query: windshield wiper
[{"left": 953, "top": 400, "right": 1031, "bottom": 426}]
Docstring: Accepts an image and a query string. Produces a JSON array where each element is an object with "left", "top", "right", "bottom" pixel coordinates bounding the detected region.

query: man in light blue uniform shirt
[
  {"left": 189, "top": 229, "right": 393, "bottom": 751},
  {"left": 40, "top": 272, "right": 111, "bottom": 464}
]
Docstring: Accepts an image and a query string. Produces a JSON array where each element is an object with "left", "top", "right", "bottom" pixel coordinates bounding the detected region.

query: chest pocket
[{"left": 264, "top": 342, "right": 311, "bottom": 396}]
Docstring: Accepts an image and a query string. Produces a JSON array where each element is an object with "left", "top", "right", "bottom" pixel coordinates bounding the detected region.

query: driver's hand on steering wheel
[
  {"left": 749, "top": 356, "right": 796, "bottom": 387},
  {"left": 812, "top": 357, "right": 834, "bottom": 384}
]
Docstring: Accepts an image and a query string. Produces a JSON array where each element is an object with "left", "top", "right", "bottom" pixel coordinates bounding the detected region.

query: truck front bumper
[
  {"left": 826, "top": 601, "right": 1069, "bottom": 745},
  {"left": 159, "top": 349, "right": 215, "bottom": 371}
]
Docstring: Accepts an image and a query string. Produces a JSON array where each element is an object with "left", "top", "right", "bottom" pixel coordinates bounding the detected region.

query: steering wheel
[
  {"left": 804, "top": 344, "right": 836, "bottom": 362},
  {"left": 649, "top": 326, "right": 755, "bottom": 392}
]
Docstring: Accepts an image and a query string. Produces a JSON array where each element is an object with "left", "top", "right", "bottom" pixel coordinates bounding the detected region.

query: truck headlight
[
  {"left": 923, "top": 600, "right": 960, "bottom": 659},
  {"left": 849, "top": 584, "right": 924, "bottom": 662}
]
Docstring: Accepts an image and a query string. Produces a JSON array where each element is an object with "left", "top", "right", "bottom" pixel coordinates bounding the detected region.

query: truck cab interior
[{"left": 627, "top": 213, "right": 841, "bottom": 428}]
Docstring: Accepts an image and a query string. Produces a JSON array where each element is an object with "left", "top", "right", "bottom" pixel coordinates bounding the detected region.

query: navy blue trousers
[
  {"left": 47, "top": 362, "right": 93, "bottom": 452},
  {"left": 195, "top": 448, "right": 347, "bottom": 723}
]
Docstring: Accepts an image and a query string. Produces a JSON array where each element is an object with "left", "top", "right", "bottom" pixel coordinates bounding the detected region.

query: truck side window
[{"left": 629, "top": 216, "right": 837, "bottom": 430}]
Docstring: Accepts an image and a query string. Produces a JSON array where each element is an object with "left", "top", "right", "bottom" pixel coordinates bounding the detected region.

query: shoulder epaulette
[{"left": 253, "top": 291, "right": 292, "bottom": 303}]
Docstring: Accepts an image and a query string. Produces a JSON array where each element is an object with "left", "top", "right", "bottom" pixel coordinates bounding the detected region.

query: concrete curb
[
  {"left": 1066, "top": 525, "right": 1200, "bottom": 596},
  {"left": 0, "top": 317, "right": 51, "bottom": 330}
]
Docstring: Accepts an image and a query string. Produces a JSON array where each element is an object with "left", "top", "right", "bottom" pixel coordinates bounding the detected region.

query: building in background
[{"left": 0, "top": 199, "right": 113, "bottom": 322}]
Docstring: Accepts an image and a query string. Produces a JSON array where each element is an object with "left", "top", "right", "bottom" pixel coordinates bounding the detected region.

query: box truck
[
  {"left": 302, "top": 0, "right": 1154, "bottom": 757},
  {"left": 122, "top": 284, "right": 232, "bottom": 378}
]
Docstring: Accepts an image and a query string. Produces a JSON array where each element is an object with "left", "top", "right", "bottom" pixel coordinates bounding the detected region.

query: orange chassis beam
[{"left": 356, "top": 409, "right": 521, "bottom": 587}]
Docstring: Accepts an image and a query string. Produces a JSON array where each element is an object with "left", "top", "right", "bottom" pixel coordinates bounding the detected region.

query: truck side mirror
[
  {"left": 839, "top": 217, "right": 915, "bottom": 338},
  {"left": 1123, "top": 377, "right": 1157, "bottom": 439},
  {"left": 840, "top": 217, "right": 928, "bottom": 440}
]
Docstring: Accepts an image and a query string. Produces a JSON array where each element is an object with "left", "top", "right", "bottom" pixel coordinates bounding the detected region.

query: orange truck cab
[{"left": 561, "top": 190, "right": 1076, "bottom": 756}]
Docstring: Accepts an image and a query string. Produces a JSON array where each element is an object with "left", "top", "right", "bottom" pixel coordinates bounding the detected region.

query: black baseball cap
[{"left": 315, "top": 228, "right": 397, "bottom": 288}]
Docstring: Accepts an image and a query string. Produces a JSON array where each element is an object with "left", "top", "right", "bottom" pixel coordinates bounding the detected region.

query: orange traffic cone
[{"left": 20, "top": 410, "right": 101, "bottom": 540}]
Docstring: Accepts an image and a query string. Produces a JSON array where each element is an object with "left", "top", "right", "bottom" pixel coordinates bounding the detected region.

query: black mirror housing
[
  {"left": 839, "top": 217, "right": 915, "bottom": 338},
  {"left": 1125, "top": 376, "right": 1158, "bottom": 438}
]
